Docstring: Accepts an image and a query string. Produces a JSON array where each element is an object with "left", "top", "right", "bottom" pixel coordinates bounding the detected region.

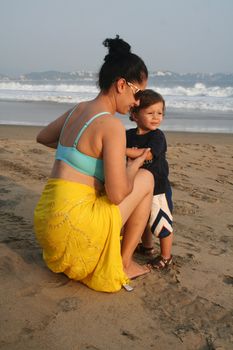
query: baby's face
[{"left": 135, "top": 102, "right": 164, "bottom": 133}]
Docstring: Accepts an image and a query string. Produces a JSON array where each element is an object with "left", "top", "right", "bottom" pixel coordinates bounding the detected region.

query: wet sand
[{"left": 0, "top": 125, "right": 233, "bottom": 350}]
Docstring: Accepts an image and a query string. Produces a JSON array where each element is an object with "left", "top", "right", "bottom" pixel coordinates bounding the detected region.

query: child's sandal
[
  {"left": 135, "top": 243, "right": 156, "bottom": 257},
  {"left": 149, "top": 255, "right": 173, "bottom": 270}
]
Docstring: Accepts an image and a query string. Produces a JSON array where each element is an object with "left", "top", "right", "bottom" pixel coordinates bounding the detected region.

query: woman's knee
[{"left": 135, "top": 169, "right": 154, "bottom": 193}]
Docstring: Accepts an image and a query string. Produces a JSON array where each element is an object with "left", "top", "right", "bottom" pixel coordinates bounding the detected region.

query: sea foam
[{"left": 0, "top": 71, "right": 233, "bottom": 112}]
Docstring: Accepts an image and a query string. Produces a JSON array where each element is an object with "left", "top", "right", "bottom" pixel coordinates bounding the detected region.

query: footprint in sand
[
  {"left": 0, "top": 187, "right": 11, "bottom": 194},
  {"left": 0, "top": 146, "right": 13, "bottom": 154},
  {"left": 0, "top": 199, "right": 19, "bottom": 209},
  {"left": 216, "top": 175, "right": 233, "bottom": 186},
  {"left": 176, "top": 240, "right": 201, "bottom": 253},
  {"left": 174, "top": 200, "right": 199, "bottom": 215},
  {"left": 1, "top": 159, "right": 48, "bottom": 180},
  {"left": 223, "top": 275, "right": 233, "bottom": 285},
  {"left": 143, "top": 283, "right": 233, "bottom": 348},
  {"left": 0, "top": 255, "right": 17, "bottom": 276},
  {"left": 203, "top": 144, "right": 217, "bottom": 152},
  {"left": 220, "top": 235, "right": 233, "bottom": 251},
  {"left": 174, "top": 253, "right": 198, "bottom": 267},
  {"left": 0, "top": 211, "right": 36, "bottom": 249},
  {"left": 190, "top": 188, "right": 219, "bottom": 203},
  {"left": 121, "top": 330, "right": 139, "bottom": 341},
  {"left": 28, "top": 148, "right": 48, "bottom": 155},
  {"left": 58, "top": 297, "right": 80, "bottom": 312},
  {"left": 170, "top": 182, "right": 191, "bottom": 192},
  {"left": 208, "top": 246, "right": 227, "bottom": 256}
]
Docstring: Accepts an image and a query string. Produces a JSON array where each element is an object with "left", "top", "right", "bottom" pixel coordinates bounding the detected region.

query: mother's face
[{"left": 115, "top": 78, "right": 147, "bottom": 115}]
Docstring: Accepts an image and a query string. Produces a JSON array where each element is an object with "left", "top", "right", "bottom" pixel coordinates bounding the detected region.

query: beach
[{"left": 0, "top": 125, "right": 233, "bottom": 350}]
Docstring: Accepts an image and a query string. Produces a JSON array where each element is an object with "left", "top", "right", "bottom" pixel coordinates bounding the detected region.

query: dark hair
[
  {"left": 130, "top": 89, "right": 165, "bottom": 121},
  {"left": 98, "top": 35, "right": 148, "bottom": 91}
]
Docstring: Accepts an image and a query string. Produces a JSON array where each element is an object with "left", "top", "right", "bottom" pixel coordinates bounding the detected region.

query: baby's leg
[
  {"left": 159, "top": 231, "right": 173, "bottom": 259},
  {"left": 149, "top": 191, "right": 174, "bottom": 268},
  {"left": 148, "top": 230, "right": 173, "bottom": 269},
  {"left": 135, "top": 224, "right": 155, "bottom": 257}
]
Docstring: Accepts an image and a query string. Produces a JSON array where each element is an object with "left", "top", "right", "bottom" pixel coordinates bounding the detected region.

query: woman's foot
[{"left": 124, "top": 260, "right": 151, "bottom": 280}]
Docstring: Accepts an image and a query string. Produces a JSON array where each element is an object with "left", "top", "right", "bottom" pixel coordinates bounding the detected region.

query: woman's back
[
  {"left": 50, "top": 100, "right": 120, "bottom": 189},
  {"left": 55, "top": 103, "right": 112, "bottom": 182}
]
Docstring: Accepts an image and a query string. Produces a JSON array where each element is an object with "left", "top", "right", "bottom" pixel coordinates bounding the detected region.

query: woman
[{"left": 34, "top": 35, "right": 154, "bottom": 292}]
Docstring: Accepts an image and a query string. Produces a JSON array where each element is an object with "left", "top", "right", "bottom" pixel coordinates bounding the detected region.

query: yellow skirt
[{"left": 34, "top": 178, "right": 128, "bottom": 292}]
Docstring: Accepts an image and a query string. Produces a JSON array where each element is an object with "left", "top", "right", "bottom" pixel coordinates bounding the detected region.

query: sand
[{"left": 0, "top": 125, "right": 233, "bottom": 350}]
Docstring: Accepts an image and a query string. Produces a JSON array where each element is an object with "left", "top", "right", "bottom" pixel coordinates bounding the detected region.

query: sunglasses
[{"left": 126, "top": 81, "right": 142, "bottom": 100}]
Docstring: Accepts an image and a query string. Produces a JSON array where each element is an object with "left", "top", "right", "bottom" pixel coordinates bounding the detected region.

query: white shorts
[{"left": 149, "top": 192, "right": 173, "bottom": 238}]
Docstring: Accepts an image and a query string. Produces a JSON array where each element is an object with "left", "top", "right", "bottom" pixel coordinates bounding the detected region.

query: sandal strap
[
  {"left": 161, "top": 255, "right": 173, "bottom": 265},
  {"left": 136, "top": 243, "right": 156, "bottom": 256},
  {"left": 149, "top": 255, "right": 173, "bottom": 269}
]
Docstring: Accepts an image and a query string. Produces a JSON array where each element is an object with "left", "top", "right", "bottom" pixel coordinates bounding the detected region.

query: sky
[{"left": 0, "top": 0, "right": 233, "bottom": 76}]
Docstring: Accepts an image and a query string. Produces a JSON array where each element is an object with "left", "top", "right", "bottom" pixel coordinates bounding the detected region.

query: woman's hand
[
  {"left": 127, "top": 148, "right": 151, "bottom": 169},
  {"left": 126, "top": 147, "right": 153, "bottom": 161}
]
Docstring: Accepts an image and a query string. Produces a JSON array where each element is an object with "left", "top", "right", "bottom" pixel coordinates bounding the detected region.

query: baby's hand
[
  {"left": 145, "top": 151, "right": 153, "bottom": 161},
  {"left": 126, "top": 147, "right": 144, "bottom": 159},
  {"left": 128, "top": 148, "right": 151, "bottom": 168}
]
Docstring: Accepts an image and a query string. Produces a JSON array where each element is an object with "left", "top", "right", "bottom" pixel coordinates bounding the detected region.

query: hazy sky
[{"left": 1, "top": 0, "right": 233, "bottom": 76}]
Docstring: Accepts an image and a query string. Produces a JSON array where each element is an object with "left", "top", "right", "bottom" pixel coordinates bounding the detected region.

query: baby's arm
[{"left": 126, "top": 148, "right": 153, "bottom": 160}]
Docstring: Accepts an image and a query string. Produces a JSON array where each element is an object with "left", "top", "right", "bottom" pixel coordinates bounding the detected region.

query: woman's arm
[
  {"left": 126, "top": 147, "right": 153, "bottom": 161},
  {"left": 36, "top": 110, "right": 70, "bottom": 148},
  {"left": 126, "top": 147, "right": 143, "bottom": 158},
  {"left": 103, "top": 118, "right": 151, "bottom": 204}
]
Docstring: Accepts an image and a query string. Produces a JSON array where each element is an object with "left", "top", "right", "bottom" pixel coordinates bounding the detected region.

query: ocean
[{"left": 0, "top": 71, "right": 233, "bottom": 133}]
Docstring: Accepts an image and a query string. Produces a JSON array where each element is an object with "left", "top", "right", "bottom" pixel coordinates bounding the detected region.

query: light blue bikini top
[{"left": 55, "top": 105, "right": 110, "bottom": 182}]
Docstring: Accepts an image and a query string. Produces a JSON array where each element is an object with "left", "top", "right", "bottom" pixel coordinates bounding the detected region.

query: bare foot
[{"left": 124, "top": 260, "right": 151, "bottom": 280}]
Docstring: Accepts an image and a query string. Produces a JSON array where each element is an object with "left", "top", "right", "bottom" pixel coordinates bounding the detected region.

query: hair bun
[{"left": 103, "top": 35, "right": 131, "bottom": 61}]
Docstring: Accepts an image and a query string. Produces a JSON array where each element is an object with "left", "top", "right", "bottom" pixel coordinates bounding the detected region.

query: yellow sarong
[{"left": 34, "top": 178, "right": 128, "bottom": 292}]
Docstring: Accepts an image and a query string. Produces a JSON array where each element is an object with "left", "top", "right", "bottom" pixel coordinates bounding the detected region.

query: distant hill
[{"left": 0, "top": 73, "right": 10, "bottom": 80}]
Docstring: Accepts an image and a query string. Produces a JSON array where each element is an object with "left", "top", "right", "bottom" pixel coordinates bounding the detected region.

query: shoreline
[
  {"left": 1, "top": 124, "right": 233, "bottom": 146},
  {"left": 0, "top": 100, "right": 233, "bottom": 134}
]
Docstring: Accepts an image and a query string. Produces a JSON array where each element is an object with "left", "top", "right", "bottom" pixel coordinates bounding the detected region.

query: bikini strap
[
  {"left": 59, "top": 104, "right": 79, "bottom": 141},
  {"left": 73, "top": 112, "right": 111, "bottom": 147}
]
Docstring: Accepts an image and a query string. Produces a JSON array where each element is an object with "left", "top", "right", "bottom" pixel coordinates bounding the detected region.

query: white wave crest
[
  {"left": 150, "top": 83, "right": 233, "bottom": 98},
  {"left": 0, "top": 82, "right": 98, "bottom": 93},
  {"left": 1, "top": 81, "right": 232, "bottom": 98},
  {"left": 166, "top": 98, "right": 233, "bottom": 112},
  {"left": 0, "top": 81, "right": 233, "bottom": 112}
]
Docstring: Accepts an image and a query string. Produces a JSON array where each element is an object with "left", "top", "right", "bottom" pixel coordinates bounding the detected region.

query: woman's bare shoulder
[{"left": 102, "top": 115, "right": 125, "bottom": 132}]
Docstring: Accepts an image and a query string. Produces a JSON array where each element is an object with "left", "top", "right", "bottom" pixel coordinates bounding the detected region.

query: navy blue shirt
[{"left": 126, "top": 128, "right": 170, "bottom": 195}]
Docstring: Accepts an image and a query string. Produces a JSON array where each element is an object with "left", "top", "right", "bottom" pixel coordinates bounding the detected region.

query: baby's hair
[
  {"left": 129, "top": 89, "right": 165, "bottom": 121},
  {"left": 98, "top": 35, "right": 148, "bottom": 91}
]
